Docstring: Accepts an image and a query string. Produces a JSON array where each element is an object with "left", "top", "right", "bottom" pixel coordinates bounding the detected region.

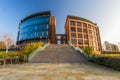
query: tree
[{"left": 1, "top": 34, "right": 13, "bottom": 53}]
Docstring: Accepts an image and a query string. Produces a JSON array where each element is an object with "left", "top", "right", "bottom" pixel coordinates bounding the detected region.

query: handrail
[
  {"left": 68, "top": 42, "right": 89, "bottom": 60},
  {"left": 75, "top": 47, "right": 89, "bottom": 60},
  {"left": 28, "top": 43, "right": 49, "bottom": 61}
]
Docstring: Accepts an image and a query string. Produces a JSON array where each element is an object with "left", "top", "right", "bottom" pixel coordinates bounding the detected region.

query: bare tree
[
  {"left": 0, "top": 34, "right": 13, "bottom": 68},
  {"left": 1, "top": 34, "right": 13, "bottom": 53}
]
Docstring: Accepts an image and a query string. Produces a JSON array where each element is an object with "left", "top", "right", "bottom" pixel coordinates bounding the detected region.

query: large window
[
  {"left": 21, "top": 16, "right": 49, "bottom": 29},
  {"left": 90, "top": 35, "right": 93, "bottom": 39},
  {"left": 84, "top": 34, "right": 88, "bottom": 39},
  {"left": 70, "top": 21, "right": 76, "bottom": 26},
  {"left": 78, "top": 28, "right": 82, "bottom": 32},
  {"left": 71, "top": 27, "right": 76, "bottom": 32},
  {"left": 72, "top": 39, "right": 77, "bottom": 44},
  {"left": 83, "top": 23, "right": 87, "bottom": 28},
  {"left": 78, "top": 34, "right": 82, "bottom": 38},
  {"left": 78, "top": 40, "right": 83, "bottom": 44},
  {"left": 84, "top": 40, "right": 88, "bottom": 45},
  {"left": 77, "top": 22, "right": 82, "bottom": 26},
  {"left": 83, "top": 29, "right": 87, "bottom": 33},
  {"left": 89, "top": 30, "right": 92, "bottom": 34},
  {"left": 88, "top": 24, "right": 91, "bottom": 29},
  {"left": 71, "top": 33, "right": 76, "bottom": 38},
  {"left": 18, "top": 15, "right": 49, "bottom": 41}
]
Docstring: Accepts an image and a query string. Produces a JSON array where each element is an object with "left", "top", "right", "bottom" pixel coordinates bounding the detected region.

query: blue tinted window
[{"left": 18, "top": 15, "right": 50, "bottom": 41}]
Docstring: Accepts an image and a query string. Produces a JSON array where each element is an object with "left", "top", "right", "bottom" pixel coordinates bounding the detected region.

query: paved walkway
[
  {"left": 29, "top": 44, "right": 87, "bottom": 63},
  {"left": 0, "top": 63, "right": 120, "bottom": 80}
]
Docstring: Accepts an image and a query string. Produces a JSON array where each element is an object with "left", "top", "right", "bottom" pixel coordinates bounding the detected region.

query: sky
[{"left": 0, "top": 0, "right": 120, "bottom": 44}]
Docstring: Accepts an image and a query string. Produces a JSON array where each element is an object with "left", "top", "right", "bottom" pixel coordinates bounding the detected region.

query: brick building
[{"left": 65, "top": 15, "right": 102, "bottom": 54}]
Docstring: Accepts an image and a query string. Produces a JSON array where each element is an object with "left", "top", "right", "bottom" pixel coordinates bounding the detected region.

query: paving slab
[{"left": 0, "top": 63, "right": 120, "bottom": 80}]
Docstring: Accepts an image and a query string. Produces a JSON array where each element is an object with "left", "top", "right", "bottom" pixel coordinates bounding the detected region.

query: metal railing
[
  {"left": 28, "top": 43, "right": 49, "bottom": 61},
  {"left": 69, "top": 42, "right": 90, "bottom": 60}
]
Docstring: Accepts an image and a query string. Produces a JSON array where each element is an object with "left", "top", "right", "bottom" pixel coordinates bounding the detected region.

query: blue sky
[{"left": 0, "top": 0, "right": 120, "bottom": 44}]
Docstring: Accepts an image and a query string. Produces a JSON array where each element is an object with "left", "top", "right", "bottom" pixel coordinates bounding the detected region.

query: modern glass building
[
  {"left": 65, "top": 15, "right": 102, "bottom": 54},
  {"left": 17, "top": 11, "right": 56, "bottom": 45}
]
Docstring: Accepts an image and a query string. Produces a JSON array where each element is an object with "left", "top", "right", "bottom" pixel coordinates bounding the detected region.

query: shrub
[
  {"left": 22, "top": 42, "right": 44, "bottom": 55},
  {"left": 84, "top": 46, "right": 93, "bottom": 55},
  {"left": 90, "top": 55, "right": 120, "bottom": 71}
]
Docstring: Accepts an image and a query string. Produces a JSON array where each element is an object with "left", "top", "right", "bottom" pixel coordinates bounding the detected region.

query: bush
[
  {"left": 90, "top": 55, "right": 120, "bottom": 71},
  {"left": 22, "top": 42, "right": 44, "bottom": 55},
  {"left": 84, "top": 46, "right": 93, "bottom": 55}
]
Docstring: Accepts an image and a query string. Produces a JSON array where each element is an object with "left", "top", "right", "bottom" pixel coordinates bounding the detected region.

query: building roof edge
[{"left": 67, "top": 15, "right": 97, "bottom": 25}]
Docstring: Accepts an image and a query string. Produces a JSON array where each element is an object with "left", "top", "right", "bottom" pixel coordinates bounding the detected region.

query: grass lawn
[{"left": 0, "top": 51, "right": 18, "bottom": 58}]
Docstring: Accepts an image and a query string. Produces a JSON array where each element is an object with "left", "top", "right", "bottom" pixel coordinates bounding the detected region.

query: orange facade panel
[{"left": 49, "top": 16, "right": 57, "bottom": 44}]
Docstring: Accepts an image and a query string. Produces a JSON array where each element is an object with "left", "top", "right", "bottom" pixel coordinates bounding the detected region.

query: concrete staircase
[{"left": 29, "top": 44, "right": 87, "bottom": 63}]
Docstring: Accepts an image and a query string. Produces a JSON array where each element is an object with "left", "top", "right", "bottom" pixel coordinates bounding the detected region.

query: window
[
  {"left": 88, "top": 24, "right": 91, "bottom": 29},
  {"left": 84, "top": 34, "right": 88, "bottom": 39},
  {"left": 89, "top": 30, "right": 92, "bottom": 34},
  {"left": 96, "top": 48, "right": 98, "bottom": 51},
  {"left": 78, "top": 34, "right": 82, "bottom": 38},
  {"left": 89, "top": 41, "right": 92, "bottom": 45},
  {"left": 71, "top": 27, "right": 76, "bottom": 32},
  {"left": 90, "top": 35, "right": 93, "bottom": 39},
  {"left": 77, "top": 22, "right": 82, "bottom": 26},
  {"left": 92, "top": 30, "right": 94, "bottom": 35},
  {"left": 72, "top": 39, "right": 77, "bottom": 44},
  {"left": 78, "top": 28, "right": 82, "bottom": 32},
  {"left": 93, "top": 42, "right": 96, "bottom": 46},
  {"left": 71, "top": 33, "right": 76, "bottom": 38},
  {"left": 98, "top": 48, "right": 100, "bottom": 51},
  {"left": 96, "top": 32, "right": 98, "bottom": 36},
  {"left": 83, "top": 23, "right": 87, "bottom": 28},
  {"left": 78, "top": 40, "right": 83, "bottom": 44},
  {"left": 83, "top": 29, "right": 87, "bottom": 33},
  {"left": 70, "top": 21, "right": 75, "bottom": 26},
  {"left": 84, "top": 40, "right": 88, "bottom": 45},
  {"left": 93, "top": 31, "right": 96, "bottom": 35}
]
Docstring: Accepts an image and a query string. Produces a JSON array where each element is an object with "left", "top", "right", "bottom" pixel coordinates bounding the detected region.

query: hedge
[{"left": 90, "top": 55, "right": 120, "bottom": 71}]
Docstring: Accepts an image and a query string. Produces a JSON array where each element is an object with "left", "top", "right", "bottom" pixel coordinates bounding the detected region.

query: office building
[
  {"left": 65, "top": 15, "right": 102, "bottom": 54},
  {"left": 17, "top": 11, "right": 56, "bottom": 45}
]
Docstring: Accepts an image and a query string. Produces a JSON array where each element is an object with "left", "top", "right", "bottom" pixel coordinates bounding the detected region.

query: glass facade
[{"left": 18, "top": 15, "right": 50, "bottom": 43}]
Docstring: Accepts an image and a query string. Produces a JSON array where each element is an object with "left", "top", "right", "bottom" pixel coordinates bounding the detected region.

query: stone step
[{"left": 29, "top": 44, "right": 87, "bottom": 63}]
